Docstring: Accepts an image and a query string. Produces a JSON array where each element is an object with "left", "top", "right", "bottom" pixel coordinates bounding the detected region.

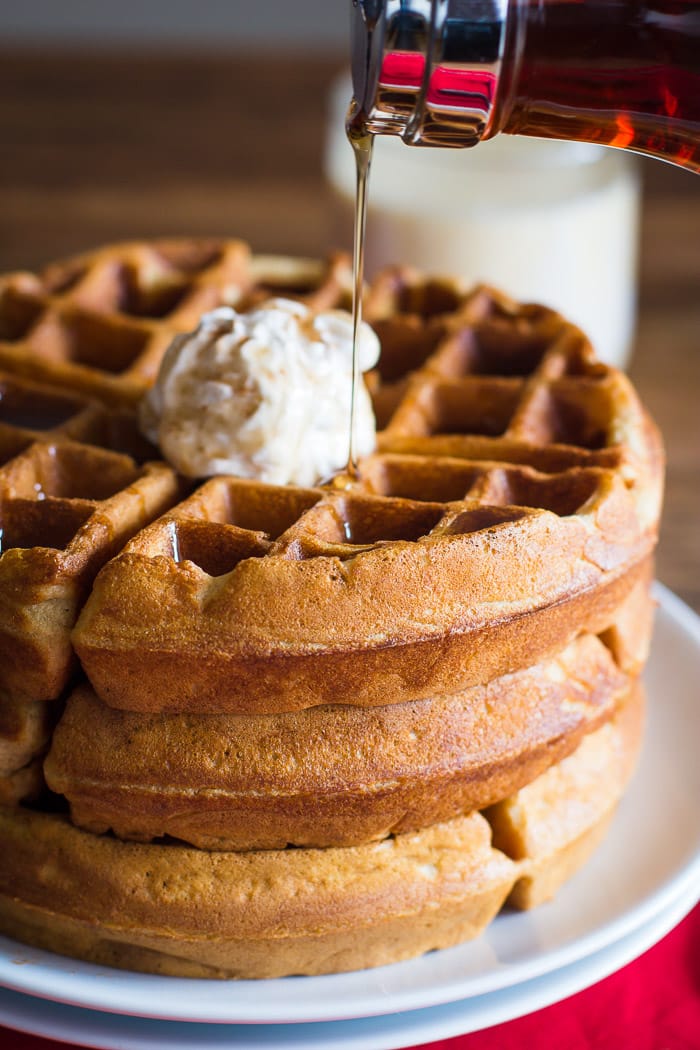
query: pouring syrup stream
[{"left": 346, "top": 108, "right": 374, "bottom": 482}]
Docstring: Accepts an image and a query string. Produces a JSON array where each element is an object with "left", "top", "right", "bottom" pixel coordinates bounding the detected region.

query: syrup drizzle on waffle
[{"left": 347, "top": 120, "right": 373, "bottom": 480}]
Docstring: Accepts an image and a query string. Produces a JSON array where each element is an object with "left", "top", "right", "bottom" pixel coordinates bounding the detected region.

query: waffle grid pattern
[
  {"left": 0, "top": 241, "right": 352, "bottom": 407},
  {"left": 78, "top": 261, "right": 660, "bottom": 582},
  {"left": 0, "top": 436, "right": 180, "bottom": 704},
  {"left": 0, "top": 240, "right": 663, "bottom": 978},
  {"left": 0, "top": 244, "right": 662, "bottom": 719}
]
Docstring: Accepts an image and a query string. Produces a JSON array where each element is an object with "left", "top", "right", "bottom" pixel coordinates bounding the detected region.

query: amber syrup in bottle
[{"left": 500, "top": 0, "right": 700, "bottom": 171}]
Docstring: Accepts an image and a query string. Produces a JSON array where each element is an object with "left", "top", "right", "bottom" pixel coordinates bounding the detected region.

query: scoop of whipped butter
[{"left": 140, "top": 299, "right": 380, "bottom": 485}]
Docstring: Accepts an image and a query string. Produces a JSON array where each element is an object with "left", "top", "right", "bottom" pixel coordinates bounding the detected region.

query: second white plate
[{"left": 0, "top": 878, "right": 696, "bottom": 1050}]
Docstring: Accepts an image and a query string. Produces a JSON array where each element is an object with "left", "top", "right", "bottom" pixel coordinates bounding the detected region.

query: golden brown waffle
[
  {"left": 366, "top": 269, "right": 662, "bottom": 533},
  {"left": 0, "top": 239, "right": 663, "bottom": 979},
  {"left": 488, "top": 677, "right": 644, "bottom": 909},
  {"left": 0, "top": 370, "right": 160, "bottom": 467},
  {"left": 45, "top": 632, "right": 642, "bottom": 851},
  {"left": 0, "top": 694, "right": 56, "bottom": 803},
  {"left": 0, "top": 685, "right": 643, "bottom": 978},
  {"left": 73, "top": 315, "right": 661, "bottom": 716},
  {"left": 75, "top": 481, "right": 654, "bottom": 714},
  {"left": 0, "top": 439, "right": 180, "bottom": 704},
  {"left": 0, "top": 241, "right": 352, "bottom": 408},
  {"left": 0, "top": 370, "right": 178, "bottom": 797},
  {"left": 60, "top": 255, "right": 662, "bottom": 715}
]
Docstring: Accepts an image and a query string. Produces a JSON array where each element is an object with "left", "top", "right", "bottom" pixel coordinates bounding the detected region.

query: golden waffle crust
[
  {"left": 0, "top": 240, "right": 662, "bottom": 979},
  {"left": 54, "top": 256, "right": 664, "bottom": 715},
  {"left": 0, "top": 685, "right": 643, "bottom": 979},
  {"left": 0, "top": 239, "right": 352, "bottom": 714},
  {"left": 0, "top": 241, "right": 351, "bottom": 407},
  {"left": 0, "top": 439, "right": 179, "bottom": 704},
  {"left": 45, "top": 626, "right": 645, "bottom": 851}
]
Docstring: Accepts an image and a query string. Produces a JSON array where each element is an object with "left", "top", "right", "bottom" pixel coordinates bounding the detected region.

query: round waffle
[
  {"left": 0, "top": 685, "right": 643, "bottom": 978},
  {"left": 0, "top": 239, "right": 662, "bottom": 978},
  {"left": 46, "top": 620, "right": 645, "bottom": 851},
  {"left": 60, "top": 255, "right": 663, "bottom": 715}
]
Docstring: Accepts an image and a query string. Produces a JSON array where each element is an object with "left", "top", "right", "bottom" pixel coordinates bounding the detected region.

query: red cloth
[{"left": 1, "top": 905, "right": 698, "bottom": 1050}]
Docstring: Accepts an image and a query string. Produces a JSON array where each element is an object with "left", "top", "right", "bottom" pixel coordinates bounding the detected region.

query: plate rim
[{"left": 0, "top": 885, "right": 697, "bottom": 1050}]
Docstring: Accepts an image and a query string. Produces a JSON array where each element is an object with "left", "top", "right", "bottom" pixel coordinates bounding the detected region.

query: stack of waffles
[{"left": 0, "top": 240, "right": 663, "bottom": 978}]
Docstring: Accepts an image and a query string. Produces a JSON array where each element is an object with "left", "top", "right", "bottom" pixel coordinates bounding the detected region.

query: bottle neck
[
  {"left": 349, "top": 0, "right": 513, "bottom": 147},
  {"left": 350, "top": 0, "right": 700, "bottom": 171}
]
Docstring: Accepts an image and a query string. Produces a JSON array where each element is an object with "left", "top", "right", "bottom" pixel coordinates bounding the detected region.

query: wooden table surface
[{"left": 1, "top": 48, "right": 699, "bottom": 612}]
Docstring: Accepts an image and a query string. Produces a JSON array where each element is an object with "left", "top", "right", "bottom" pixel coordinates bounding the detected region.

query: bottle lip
[
  {"left": 327, "top": 73, "right": 638, "bottom": 211},
  {"left": 333, "top": 72, "right": 633, "bottom": 167}
]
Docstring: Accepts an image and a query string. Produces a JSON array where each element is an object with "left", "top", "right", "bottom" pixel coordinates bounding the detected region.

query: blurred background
[
  {"left": 0, "top": 1, "right": 347, "bottom": 47},
  {"left": 0, "top": 0, "right": 348, "bottom": 266},
  {"left": 0, "top": 1, "right": 698, "bottom": 605}
]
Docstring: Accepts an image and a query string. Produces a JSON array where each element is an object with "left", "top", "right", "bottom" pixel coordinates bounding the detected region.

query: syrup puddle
[
  {"left": 329, "top": 502, "right": 355, "bottom": 544},
  {"left": 168, "top": 520, "right": 182, "bottom": 563}
]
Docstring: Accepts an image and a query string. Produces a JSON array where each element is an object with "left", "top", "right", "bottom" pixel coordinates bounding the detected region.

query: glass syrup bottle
[{"left": 349, "top": 0, "right": 700, "bottom": 172}]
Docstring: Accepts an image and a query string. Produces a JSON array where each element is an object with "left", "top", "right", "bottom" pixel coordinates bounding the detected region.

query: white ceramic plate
[
  {"left": 0, "top": 883, "right": 696, "bottom": 1050},
  {"left": 0, "top": 584, "right": 698, "bottom": 1029}
]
